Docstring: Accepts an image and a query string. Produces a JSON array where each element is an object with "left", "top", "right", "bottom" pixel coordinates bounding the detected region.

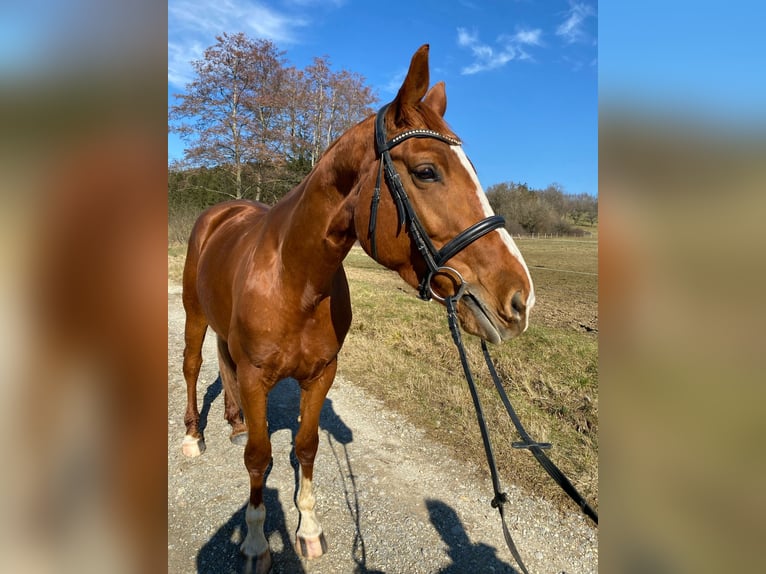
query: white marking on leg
[
  {"left": 296, "top": 475, "right": 323, "bottom": 539},
  {"left": 241, "top": 502, "right": 269, "bottom": 557},
  {"left": 181, "top": 434, "right": 205, "bottom": 457},
  {"left": 451, "top": 145, "right": 536, "bottom": 309}
]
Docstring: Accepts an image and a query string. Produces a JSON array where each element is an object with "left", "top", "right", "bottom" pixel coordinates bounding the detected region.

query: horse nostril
[{"left": 511, "top": 290, "right": 526, "bottom": 317}]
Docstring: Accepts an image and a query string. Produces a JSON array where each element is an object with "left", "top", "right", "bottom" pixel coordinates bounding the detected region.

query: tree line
[{"left": 487, "top": 182, "right": 597, "bottom": 236}]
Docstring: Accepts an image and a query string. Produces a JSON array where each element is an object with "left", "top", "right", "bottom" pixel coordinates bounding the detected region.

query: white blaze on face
[{"left": 450, "top": 145, "right": 536, "bottom": 309}]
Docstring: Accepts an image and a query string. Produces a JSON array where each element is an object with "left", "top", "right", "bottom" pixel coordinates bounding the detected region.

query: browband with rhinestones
[{"left": 388, "top": 129, "right": 462, "bottom": 147}]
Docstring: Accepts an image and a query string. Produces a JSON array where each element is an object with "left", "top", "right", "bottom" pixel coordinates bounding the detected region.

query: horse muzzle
[{"left": 458, "top": 288, "right": 529, "bottom": 344}]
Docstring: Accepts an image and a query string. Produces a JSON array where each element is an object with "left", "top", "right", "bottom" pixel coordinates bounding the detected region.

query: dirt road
[{"left": 168, "top": 286, "right": 597, "bottom": 573}]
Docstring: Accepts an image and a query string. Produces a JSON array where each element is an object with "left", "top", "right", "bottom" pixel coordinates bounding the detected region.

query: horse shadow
[
  {"left": 197, "top": 375, "right": 223, "bottom": 436},
  {"left": 195, "top": 378, "right": 516, "bottom": 573},
  {"left": 196, "top": 377, "right": 375, "bottom": 573},
  {"left": 196, "top": 486, "right": 303, "bottom": 574},
  {"left": 426, "top": 499, "right": 520, "bottom": 574}
]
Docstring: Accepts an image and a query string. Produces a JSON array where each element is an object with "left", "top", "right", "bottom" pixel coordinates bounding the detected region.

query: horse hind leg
[
  {"left": 181, "top": 308, "right": 207, "bottom": 457},
  {"left": 294, "top": 359, "right": 337, "bottom": 559},
  {"left": 217, "top": 336, "right": 248, "bottom": 445}
]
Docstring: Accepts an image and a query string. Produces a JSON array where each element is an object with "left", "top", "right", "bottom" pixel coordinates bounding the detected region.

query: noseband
[{"left": 368, "top": 103, "right": 506, "bottom": 301}]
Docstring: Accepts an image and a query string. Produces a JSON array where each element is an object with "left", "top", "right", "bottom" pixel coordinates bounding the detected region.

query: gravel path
[{"left": 168, "top": 286, "right": 598, "bottom": 573}]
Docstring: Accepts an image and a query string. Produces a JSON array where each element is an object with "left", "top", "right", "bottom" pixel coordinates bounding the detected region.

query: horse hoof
[
  {"left": 181, "top": 435, "right": 205, "bottom": 457},
  {"left": 242, "top": 551, "right": 272, "bottom": 574},
  {"left": 230, "top": 431, "right": 248, "bottom": 446},
  {"left": 296, "top": 532, "right": 327, "bottom": 559}
]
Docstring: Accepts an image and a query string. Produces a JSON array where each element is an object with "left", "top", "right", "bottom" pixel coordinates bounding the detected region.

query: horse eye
[{"left": 413, "top": 166, "right": 438, "bottom": 182}]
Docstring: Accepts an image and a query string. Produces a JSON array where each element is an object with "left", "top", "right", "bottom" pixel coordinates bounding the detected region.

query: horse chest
[{"left": 234, "top": 301, "right": 342, "bottom": 383}]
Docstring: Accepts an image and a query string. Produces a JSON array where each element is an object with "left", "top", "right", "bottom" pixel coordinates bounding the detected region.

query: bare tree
[
  {"left": 300, "top": 56, "right": 376, "bottom": 166},
  {"left": 169, "top": 34, "right": 377, "bottom": 204},
  {"left": 169, "top": 33, "right": 286, "bottom": 200},
  {"left": 281, "top": 66, "right": 311, "bottom": 162}
]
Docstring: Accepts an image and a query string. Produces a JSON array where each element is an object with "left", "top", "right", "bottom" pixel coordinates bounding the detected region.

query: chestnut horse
[{"left": 181, "top": 45, "right": 534, "bottom": 573}]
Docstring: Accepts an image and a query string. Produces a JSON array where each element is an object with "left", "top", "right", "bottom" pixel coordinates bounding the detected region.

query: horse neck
[{"left": 274, "top": 117, "right": 374, "bottom": 292}]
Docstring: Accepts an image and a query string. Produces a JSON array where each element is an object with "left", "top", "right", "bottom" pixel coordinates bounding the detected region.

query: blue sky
[{"left": 168, "top": 0, "right": 598, "bottom": 196}]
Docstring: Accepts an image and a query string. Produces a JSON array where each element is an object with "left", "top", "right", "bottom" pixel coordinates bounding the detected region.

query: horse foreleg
[
  {"left": 294, "top": 359, "right": 336, "bottom": 559},
  {"left": 181, "top": 314, "right": 207, "bottom": 457},
  {"left": 239, "top": 367, "right": 273, "bottom": 574}
]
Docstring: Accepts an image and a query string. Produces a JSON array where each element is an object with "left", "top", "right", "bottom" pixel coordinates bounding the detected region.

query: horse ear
[
  {"left": 423, "top": 81, "right": 447, "bottom": 117},
  {"left": 391, "top": 44, "right": 431, "bottom": 122}
]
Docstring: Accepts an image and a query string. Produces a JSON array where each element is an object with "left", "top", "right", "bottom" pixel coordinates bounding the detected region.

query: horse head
[{"left": 354, "top": 44, "right": 535, "bottom": 343}]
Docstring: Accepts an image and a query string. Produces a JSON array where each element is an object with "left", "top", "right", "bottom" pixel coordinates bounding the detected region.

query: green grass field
[{"left": 168, "top": 230, "right": 598, "bottom": 512}]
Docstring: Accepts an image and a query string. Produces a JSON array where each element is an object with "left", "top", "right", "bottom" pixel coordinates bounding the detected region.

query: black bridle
[
  {"left": 368, "top": 102, "right": 598, "bottom": 574},
  {"left": 368, "top": 103, "right": 506, "bottom": 301}
]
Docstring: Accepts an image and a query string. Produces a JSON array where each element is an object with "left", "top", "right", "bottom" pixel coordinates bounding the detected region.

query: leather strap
[
  {"left": 435, "top": 215, "right": 505, "bottom": 267},
  {"left": 481, "top": 340, "right": 599, "bottom": 524},
  {"left": 442, "top": 292, "right": 598, "bottom": 573},
  {"left": 445, "top": 295, "right": 531, "bottom": 574}
]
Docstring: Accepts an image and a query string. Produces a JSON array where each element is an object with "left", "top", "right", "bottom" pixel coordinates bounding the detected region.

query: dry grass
[
  {"left": 167, "top": 233, "right": 598, "bottom": 514},
  {"left": 168, "top": 242, "right": 187, "bottom": 284}
]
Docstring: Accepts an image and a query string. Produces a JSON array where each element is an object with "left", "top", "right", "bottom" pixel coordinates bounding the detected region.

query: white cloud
[
  {"left": 283, "top": 0, "right": 345, "bottom": 6},
  {"left": 556, "top": 2, "right": 595, "bottom": 44},
  {"left": 169, "top": 0, "right": 243, "bottom": 37},
  {"left": 456, "top": 27, "right": 541, "bottom": 75},
  {"left": 244, "top": 6, "right": 308, "bottom": 44},
  {"left": 382, "top": 68, "right": 407, "bottom": 95},
  {"left": 457, "top": 27, "right": 478, "bottom": 47},
  {"left": 168, "top": 40, "right": 201, "bottom": 87},
  {"left": 168, "top": 0, "right": 310, "bottom": 88},
  {"left": 513, "top": 28, "right": 543, "bottom": 46}
]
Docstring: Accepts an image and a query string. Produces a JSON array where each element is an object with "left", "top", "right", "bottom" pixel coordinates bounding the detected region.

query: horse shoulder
[{"left": 192, "top": 201, "right": 271, "bottom": 335}]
